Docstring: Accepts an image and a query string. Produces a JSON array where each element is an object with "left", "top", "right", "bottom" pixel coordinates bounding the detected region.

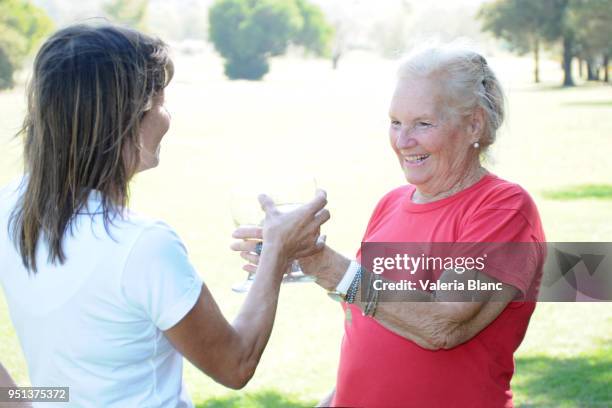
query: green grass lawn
[
  {"left": 1, "top": 51, "right": 611, "bottom": 407},
  {"left": 543, "top": 184, "right": 612, "bottom": 200}
]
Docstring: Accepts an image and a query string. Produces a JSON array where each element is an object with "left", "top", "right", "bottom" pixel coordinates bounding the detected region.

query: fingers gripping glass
[{"left": 230, "top": 176, "right": 318, "bottom": 293}]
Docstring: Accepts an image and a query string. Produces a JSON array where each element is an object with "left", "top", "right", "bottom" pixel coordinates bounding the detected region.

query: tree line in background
[
  {"left": 103, "top": 0, "right": 148, "bottom": 30},
  {"left": 479, "top": 0, "right": 612, "bottom": 86},
  {"left": 0, "top": 0, "right": 331, "bottom": 85},
  {"left": 0, "top": 0, "right": 53, "bottom": 89},
  {"left": 1, "top": 0, "right": 612, "bottom": 87},
  {"left": 208, "top": 0, "right": 332, "bottom": 80},
  {"left": 0, "top": 0, "right": 147, "bottom": 90}
]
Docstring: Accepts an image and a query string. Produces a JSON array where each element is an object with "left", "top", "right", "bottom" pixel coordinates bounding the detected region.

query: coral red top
[{"left": 333, "top": 174, "right": 545, "bottom": 408}]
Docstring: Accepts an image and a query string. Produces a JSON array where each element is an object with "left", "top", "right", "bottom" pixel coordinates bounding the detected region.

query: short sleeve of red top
[{"left": 332, "top": 174, "right": 546, "bottom": 408}]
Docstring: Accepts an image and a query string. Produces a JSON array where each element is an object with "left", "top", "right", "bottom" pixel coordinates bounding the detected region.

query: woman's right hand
[{"left": 231, "top": 190, "right": 330, "bottom": 274}]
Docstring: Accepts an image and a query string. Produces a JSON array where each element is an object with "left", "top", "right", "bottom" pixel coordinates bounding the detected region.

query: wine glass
[{"left": 230, "top": 175, "right": 318, "bottom": 293}]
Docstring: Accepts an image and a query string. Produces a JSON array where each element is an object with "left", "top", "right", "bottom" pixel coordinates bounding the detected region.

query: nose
[{"left": 395, "top": 126, "right": 418, "bottom": 149}]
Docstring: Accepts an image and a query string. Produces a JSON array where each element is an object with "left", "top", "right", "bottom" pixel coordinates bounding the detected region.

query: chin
[
  {"left": 137, "top": 157, "right": 160, "bottom": 173},
  {"left": 402, "top": 169, "right": 427, "bottom": 186}
]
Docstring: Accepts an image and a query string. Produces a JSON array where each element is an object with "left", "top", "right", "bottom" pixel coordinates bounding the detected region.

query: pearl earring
[{"left": 473, "top": 141, "right": 480, "bottom": 149}]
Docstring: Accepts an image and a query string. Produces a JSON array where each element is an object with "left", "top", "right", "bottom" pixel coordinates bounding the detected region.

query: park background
[{"left": 0, "top": 0, "right": 611, "bottom": 406}]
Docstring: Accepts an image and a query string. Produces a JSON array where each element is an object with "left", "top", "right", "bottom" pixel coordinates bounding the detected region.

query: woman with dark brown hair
[{"left": 0, "top": 24, "right": 329, "bottom": 407}]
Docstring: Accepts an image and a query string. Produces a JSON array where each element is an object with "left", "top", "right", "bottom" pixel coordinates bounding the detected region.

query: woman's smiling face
[{"left": 388, "top": 76, "right": 478, "bottom": 196}]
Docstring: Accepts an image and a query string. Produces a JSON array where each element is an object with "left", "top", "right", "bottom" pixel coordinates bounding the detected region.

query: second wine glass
[{"left": 230, "top": 174, "right": 318, "bottom": 293}]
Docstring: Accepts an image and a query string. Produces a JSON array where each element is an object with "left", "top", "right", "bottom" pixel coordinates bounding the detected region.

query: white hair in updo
[{"left": 397, "top": 42, "right": 505, "bottom": 150}]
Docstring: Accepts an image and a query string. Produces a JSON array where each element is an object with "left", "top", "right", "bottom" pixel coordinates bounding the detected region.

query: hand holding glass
[{"left": 230, "top": 176, "right": 318, "bottom": 293}]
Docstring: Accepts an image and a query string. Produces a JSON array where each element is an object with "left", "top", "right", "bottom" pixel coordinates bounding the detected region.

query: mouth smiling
[{"left": 403, "top": 153, "right": 431, "bottom": 166}]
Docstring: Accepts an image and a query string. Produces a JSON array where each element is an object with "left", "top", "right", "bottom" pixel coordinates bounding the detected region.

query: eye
[
  {"left": 416, "top": 121, "right": 433, "bottom": 128},
  {"left": 390, "top": 119, "right": 401, "bottom": 129}
]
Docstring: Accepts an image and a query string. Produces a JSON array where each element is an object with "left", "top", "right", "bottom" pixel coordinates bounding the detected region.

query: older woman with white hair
[{"left": 233, "top": 44, "right": 546, "bottom": 407}]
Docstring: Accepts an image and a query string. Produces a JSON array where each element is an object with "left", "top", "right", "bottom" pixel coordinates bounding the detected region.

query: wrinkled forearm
[
  {"left": 300, "top": 247, "right": 492, "bottom": 350},
  {"left": 300, "top": 247, "right": 470, "bottom": 349},
  {"left": 358, "top": 298, "right": 468, "bottom": 350},
  {"left": 355, "top": 269, "right": 513, "bottom": 349},
  {"left": 299, "top": 245, "right": 350, "bottom": 291},
  {"left": 359, "top": 268, "right": 487, "bottom": 349}
]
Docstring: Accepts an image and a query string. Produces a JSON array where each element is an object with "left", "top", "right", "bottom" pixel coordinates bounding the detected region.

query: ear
[{"left": 467, "top": 107, "right": 485, "bottom": 141}]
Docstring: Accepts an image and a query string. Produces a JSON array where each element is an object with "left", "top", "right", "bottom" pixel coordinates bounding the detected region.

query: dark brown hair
[{"left": 10, "top": 23, "right": 174, "bottom": 272}]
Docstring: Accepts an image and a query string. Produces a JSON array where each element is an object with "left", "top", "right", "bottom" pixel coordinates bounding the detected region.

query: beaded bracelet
[
  {"left": 345, "top": 266, "right": 362, "bottom": 304},
  {"left": 362, "top": 267, "right": 380, "bottom": 317}
]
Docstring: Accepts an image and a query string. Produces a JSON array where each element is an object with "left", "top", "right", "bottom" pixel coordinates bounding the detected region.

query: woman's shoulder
[
  {"left": 71, "top": 194, "right": 183, "bottom": 256},
  {"left": 127, "top": 217, "right": 184, "bottom": 249},
  {"left": 469, "top": 174, "right": 544, "bottom": 236},
  {"left": 476, "top": 174, "right": 538, "bottom": 211},
  {"left": 459, "top": 175, "right": 546, "bottom": 241},
  {"left": 111, "top": 212, "right": 183, "bottom": 253}
]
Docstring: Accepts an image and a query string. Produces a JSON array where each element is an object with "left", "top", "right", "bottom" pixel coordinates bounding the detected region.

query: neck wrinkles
[{"left": 413, "top": 163, "right": 487, "bottom": 204}]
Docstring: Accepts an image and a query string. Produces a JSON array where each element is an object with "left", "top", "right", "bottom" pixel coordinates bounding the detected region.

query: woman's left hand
[
  {"left": 230, "top": 191, "right": 329, "bottom": 273},
  {"left": 231, "top": 227, "right": 328, "bottom": 274},
  {"left": 230, "top": 225, "right": 264, "bottom": 274}
]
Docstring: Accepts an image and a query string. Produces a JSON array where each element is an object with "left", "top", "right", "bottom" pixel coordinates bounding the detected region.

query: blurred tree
[
  {"left": 208, "top": 0, "right": 332, "bottom": 80},
  {"left": 478, "top": 0, "right": 563, "bottom": 83},
  {"left": 293, "top": 0, "right": 333, "bottom": 57},
  {"left": 103, "top": 0, "right": 149, "bottom": 30},
  {"left": 0, "top": 47, "right": 12, "bottom": 90},
  {"left": 556, "top": 0, "right": 578, "bottom": 87},
  {"left": 479, "top": 0, "right": 577, "bottom": 86},
  {"left": 0, "top": 0, "right": 54, "bottom": 89},
  {"left": 569, "top": 0, "right": 612, "bottom": 82}
]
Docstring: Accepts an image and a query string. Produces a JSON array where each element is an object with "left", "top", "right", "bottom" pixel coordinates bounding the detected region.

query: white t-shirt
[{"left": 0, "top": 178, "right": 203, "bottom": 407}]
